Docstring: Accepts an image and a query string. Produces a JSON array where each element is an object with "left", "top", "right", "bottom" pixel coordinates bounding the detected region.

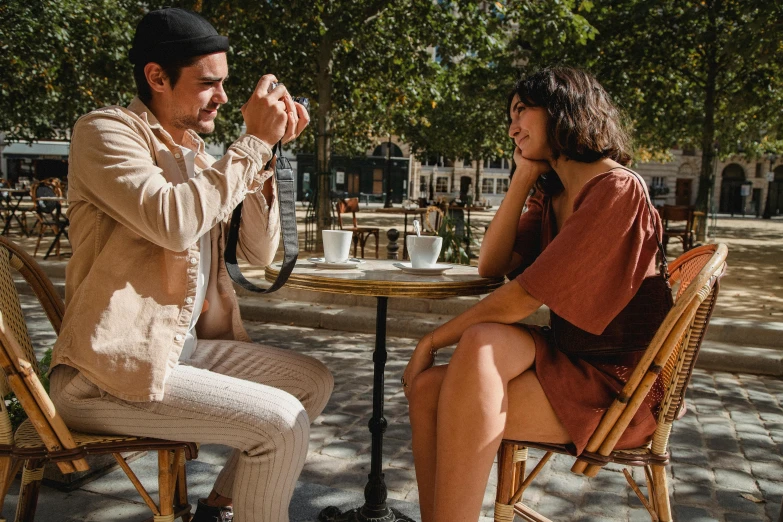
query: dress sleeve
[
  {"left": 508, "top": 191, "right": 544, "bottom": 278},
  {"left": 515, "top": 171, "right": 661, "bottom": 335}
]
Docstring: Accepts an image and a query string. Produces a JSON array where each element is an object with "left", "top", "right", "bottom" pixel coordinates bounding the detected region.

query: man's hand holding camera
[{"left": 242, "top": 74, "right": 309, "bottom": 147}]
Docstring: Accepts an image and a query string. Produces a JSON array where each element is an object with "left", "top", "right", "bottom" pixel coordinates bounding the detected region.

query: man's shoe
[{"left": 191, "top": 499, "right": 233, "bottom": 522}]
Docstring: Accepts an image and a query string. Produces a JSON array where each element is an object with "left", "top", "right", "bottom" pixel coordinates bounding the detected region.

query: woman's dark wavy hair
[{"left": 507, "top": 66, "right": 633, "bottom": 196}]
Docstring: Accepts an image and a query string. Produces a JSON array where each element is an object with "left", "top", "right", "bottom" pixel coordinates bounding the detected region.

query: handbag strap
[
  {"left": 224, "top": 141, "right": 299, "bottom": 293},
  {"left": 614, "top": 165, "right": 669, "bottom": 280}
]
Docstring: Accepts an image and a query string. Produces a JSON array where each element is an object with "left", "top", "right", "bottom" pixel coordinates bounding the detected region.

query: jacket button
[
  {"left": 185, "top": 297, "right": 194, "bottom": 304},
  {"left": 175, "top": 334, "right": 184, "bottom": 342},
  {"left": 190, "top": 257, "right": 198, "bottom": 265},
  {"left": 175, "top": 153, "right": 182, "bottom": 159}
]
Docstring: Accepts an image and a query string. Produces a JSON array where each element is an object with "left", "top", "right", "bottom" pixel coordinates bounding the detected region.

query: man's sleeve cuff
[{"left": 231, "top": 134, "right": 274, "bottom": 169}]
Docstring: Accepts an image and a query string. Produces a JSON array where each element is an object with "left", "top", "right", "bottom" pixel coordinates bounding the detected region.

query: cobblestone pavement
[
  {"left": 18, "top": 297, "right": 783, "bottom": 521},
  {"left": 242, "top": 322, "right": 783, "bottom": 522}
]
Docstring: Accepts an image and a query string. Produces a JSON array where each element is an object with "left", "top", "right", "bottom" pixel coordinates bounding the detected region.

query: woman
[{"left": 402, "top": 66, "right": 670, "bottom": 522}]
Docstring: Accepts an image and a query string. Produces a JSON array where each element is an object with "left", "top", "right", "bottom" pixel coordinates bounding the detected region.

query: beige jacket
[{"left": 52, "top": 98, "right": 280, "bottom": 402}]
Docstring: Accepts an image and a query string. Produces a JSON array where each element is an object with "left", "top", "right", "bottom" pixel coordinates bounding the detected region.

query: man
[{"left": 49, "top": 8, "right": 333, "bottom": 522}]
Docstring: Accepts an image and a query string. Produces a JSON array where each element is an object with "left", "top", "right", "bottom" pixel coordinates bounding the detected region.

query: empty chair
[
  {"left": 334, "top": 197, "right": 380, "bottom": 258},
  {"left": 660, "top": 205, "right": 695, "bottom": 253}
]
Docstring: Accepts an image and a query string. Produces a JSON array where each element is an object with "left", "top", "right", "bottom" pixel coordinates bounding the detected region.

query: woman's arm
[{"left": 478, "top": 155, "right": 548, "bottom": 277}]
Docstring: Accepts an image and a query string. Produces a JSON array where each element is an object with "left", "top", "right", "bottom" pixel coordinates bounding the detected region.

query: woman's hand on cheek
[{"left": 513, "top": 147, "right": 551, "bottom": 183}]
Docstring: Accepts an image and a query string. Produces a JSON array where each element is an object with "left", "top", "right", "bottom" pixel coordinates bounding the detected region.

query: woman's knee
[
  {"left": 408, "top": 367, "right": 445, "bottom": 415},
  {"left": 451, "top": 323, "right": 501, "bottom": 363}
]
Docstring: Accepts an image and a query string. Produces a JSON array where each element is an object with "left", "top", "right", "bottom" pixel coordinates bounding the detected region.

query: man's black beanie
[{"left": 128, "top": 8, "right": 229, "bottom": 66}]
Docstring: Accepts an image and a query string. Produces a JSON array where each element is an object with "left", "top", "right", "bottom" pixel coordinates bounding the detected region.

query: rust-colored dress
[{"left": 513, "top": 169, "right": 665, "bottom": 455}]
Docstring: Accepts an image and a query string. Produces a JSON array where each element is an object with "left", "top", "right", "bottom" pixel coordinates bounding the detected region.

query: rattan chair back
[
  {"left": 0, "top": 240, "right": 46, "bottom": 396},
  {"left": 652, "top": 245, "right": 723, "bottom": 453}
]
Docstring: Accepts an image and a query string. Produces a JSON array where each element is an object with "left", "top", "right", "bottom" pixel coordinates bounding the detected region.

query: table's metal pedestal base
[
  {"left": 318, "top": 505, "right": 415, "bottom": 522},
  {"left": 318, "top": 297, "right": 414, "bottom": 522}
]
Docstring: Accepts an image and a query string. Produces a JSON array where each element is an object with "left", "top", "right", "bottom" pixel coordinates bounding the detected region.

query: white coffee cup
[
  {"left": 407, "top": 236, "right": 443, "bottom": 268},
  {"left": 322, "top": 230, "right": 353, "bottom": 263}
]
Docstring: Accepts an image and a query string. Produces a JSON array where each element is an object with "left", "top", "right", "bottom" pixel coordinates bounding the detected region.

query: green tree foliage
[
  {"left": 0, "top": 0, "right": 142, "bottom": 141},
  {"left": 527, "top": 0, "right": 783, "bottom": 213},
  {"left": 399, "top": 0, "right": 597, "bottom": 202}
]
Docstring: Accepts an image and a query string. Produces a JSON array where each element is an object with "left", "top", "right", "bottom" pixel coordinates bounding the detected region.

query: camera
[{"left": 270, "top": 82, "right": 309, "bottom": 112}]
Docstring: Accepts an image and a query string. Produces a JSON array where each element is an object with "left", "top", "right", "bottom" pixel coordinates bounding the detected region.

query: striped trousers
[{"left": 50, "top": 340, "right": 334, "bottom": 522}]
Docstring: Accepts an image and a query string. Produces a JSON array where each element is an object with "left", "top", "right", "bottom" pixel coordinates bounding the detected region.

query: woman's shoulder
[{"left": 574, "top": 167, "right": 646, "bottom": 209}]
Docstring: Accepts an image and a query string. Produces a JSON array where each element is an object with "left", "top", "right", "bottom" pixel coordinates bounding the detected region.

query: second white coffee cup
[
  {"left": 323, "top": 230, "right": 353, "bottom": 263},
  {"left": 407, "top": 236, "right": 443, "bottom": 268}
]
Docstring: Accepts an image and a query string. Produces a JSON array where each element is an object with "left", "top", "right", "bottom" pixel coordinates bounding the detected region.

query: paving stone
[
  {"left": 707, "top": 451, "right": 753, "bottom": 472},
  {"left": 749, "top": 460, "right": 783, "bottom": 481},
  {"left": 673, "top": 480, "right": 714, "bottom": 506},
  {"left": 580, "top": 491, "right": 629, "bottom": 518},
  {"left": 715, "top": 489, "right": 767, "bottom": 516},
  {"left": 321, "top": 440, "right": 369, "bottom": 460},
  {"left": 713, "top": 468, "right": 761, "bottom": 493},
  {"left": 672, "top": 463, "right": 714, "bottom": 485},
  {"left": 672, "top": 505, "right": 719, "bottom": 522}
]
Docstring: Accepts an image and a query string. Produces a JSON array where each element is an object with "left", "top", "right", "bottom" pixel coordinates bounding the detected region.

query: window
[
  {"left": 372, "top": 169, "right": 384, "bottom": 194},
  {"left": 436, "top": 177, "right": 449, "bottom": 192},
  {"left": 497, "top": 178, "right": 509, "bottom": 193},
  {"left": 652, "top": 176, "right": 666, "bottom": 188},
  {"left": 419, "top": 175, "right": 428, "bottom": 194},
  {"left": 756, "top": 163, "right": 763, "bottom": 178},
  {"left": 422, "top": 154, "right": 443, "bottom": 167},
  {"left": 481, "top": 178, "right": 495, "bottom": 194},
  {"left": 485, "top": 157, "right": 507, "bottom": 169}
]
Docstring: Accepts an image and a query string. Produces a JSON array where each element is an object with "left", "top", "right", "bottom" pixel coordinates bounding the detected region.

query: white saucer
[
  {"left": 393, "top": 262, "right": 452, "bottom": 275},
  {"left": 307, "top": 257, "right": 364, "bottom": 269}
]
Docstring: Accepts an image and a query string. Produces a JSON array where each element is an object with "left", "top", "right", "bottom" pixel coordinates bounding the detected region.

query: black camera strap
[{"left": 224, "top": 141, "right": 298, "bottom": 293}]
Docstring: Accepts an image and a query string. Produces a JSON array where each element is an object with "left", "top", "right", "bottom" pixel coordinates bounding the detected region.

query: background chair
[
  {"left": 494, "top": 244, "right": 728, "bottom": 522},
  {"left": 334, "top": 197, "right": 379, "bottom": 258},
  {"left": 0, "top": 236, "right": 197, "bottom": 522},
  {"left": 422, "top": 206, "right": 444, "bottom": 235},
  {"left": 660, "top": 205, "right": 695, "bottom": 254},
  {"left": 30, "top": 179, "right": 69, "bottom": 259}
]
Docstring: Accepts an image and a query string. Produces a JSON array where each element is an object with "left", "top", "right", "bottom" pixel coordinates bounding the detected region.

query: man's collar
[{"left": 127, "top": 97, "right": 206, "bottom": 154}]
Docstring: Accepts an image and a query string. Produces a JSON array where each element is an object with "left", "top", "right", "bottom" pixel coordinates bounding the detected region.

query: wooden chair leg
[
  {"left": 158, "top": 450, "right": 175, "bottom": 521},
  {"left": 374, "top": 231, "right": 379, "bottom": 258},
  {"left": 174, "top": 450, "right": 191, "bottom": 522},
  {"left": 15, "top": 461, "right": 44, "bottom": 522},
  {"left": 0, "top": 457, "right": 21, "bottom": 519},
  {"left": 650, "top": 464, "right": 672, "bottom": 522},
  {"left": 495, "top": 441, "right": 517, "bottom": 521}
]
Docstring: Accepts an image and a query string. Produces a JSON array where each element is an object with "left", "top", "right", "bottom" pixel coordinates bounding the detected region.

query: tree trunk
[
  {"left": 695, "top": 2, "right": 719, "bottom": 241},
  {"left": 474, "top": 159, "right": 481, "bottom": 203},
  {"left": 315, "top": 38, "right": 335, "bottom": 251}
]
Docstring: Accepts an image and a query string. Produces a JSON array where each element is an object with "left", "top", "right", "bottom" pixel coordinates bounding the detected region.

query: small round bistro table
[{"left": 266, "top": 259, "right": 503, "bottom": 522}]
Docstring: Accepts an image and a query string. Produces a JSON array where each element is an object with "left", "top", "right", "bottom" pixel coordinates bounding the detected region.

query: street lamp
[{"left": 762, "top": 152, "right": 778, "bottom": 219}]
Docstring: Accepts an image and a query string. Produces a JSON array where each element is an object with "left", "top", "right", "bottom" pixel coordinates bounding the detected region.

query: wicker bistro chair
[
  {"left": 494, "top": 244, "right": 728, "bottom": 522},
  {"left": 660, "top": 205, "right": 695, "bottom": 254},
  {"left": 0, "top": 236, "right": 197, "bottom": 522},
  {"left": 334, "top": 197, "right": 380, "bottom": 258},
  {"left": 30, "top": 179, "right": 69, "bottom": 259}
]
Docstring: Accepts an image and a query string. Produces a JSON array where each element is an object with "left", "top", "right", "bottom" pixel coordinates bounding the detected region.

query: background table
[
  {"left": 1, "top": 188, "right": 32, "bottom": 236},
  {"left": 266, "top": 259, "right": 503, "bottom": 522},
  {"left": 374, "top": 207, "right": 427, "bottom": 260}
]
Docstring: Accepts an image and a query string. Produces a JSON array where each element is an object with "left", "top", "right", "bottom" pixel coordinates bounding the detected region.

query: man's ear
[{"left": 144, "top": 62, "right": 168, "bottom": 94}]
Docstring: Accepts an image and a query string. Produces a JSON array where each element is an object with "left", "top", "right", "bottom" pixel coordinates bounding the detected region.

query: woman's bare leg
[
  {"left": 431, "top": 323, "right": 558, "bottom": 522},
  {"left": 408, "top": 324, "right": 570, "bottom": 522},
  {"left": 409, "top": 365, "right": 448, "bottom": 522}
]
